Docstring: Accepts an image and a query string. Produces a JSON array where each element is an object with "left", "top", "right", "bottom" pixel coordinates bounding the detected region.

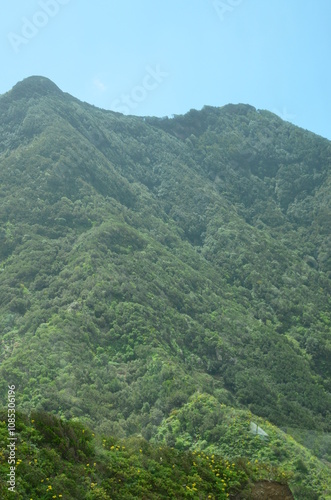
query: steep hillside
[
  {"left": 0, "top": 410, "right": 297, "bottom": 499},
  {"left": 0, "top": 76, "right": 330, "bottom": 497}
]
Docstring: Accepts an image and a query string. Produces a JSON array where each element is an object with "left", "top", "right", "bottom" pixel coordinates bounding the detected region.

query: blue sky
[{"left": 1, "top": 0, "right": 330, "bottom": 139}]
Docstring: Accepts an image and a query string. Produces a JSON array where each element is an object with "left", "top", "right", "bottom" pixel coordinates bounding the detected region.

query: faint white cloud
[{"left": 93, "top": 78, "right": 107, "bottom": 92}]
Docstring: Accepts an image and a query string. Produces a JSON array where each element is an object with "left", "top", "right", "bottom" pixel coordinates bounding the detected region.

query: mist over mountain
[{"left": 0, "top": 76, "right": 330, "bottom": 498}]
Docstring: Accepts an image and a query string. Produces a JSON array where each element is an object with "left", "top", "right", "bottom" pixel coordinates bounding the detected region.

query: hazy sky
[{"left": 1, "top": 0, "right": 330, "bottom": 139}]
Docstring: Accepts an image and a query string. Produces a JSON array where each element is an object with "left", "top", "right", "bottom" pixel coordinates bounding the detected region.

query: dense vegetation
[
  {"left": 0, "top": 409, "right": 298, "bottom": 499},
  {"left": 152, "top": 393, "right": 331, "bottom": 499},
  {"left": 0, "top": 76, "right": 330, "bottom": 497}
]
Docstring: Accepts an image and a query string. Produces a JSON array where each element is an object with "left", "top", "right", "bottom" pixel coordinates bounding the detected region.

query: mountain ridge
[{"left": 0, "top": 76, "right": 330, "bottom": 497}]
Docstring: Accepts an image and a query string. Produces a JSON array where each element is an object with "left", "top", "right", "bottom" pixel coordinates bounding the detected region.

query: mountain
[
  {"left": 0, "top": 76, "right": 330, "bottom": 498},
  {"left": 0, "top": 409, "right": 300, "bottom": 500}
]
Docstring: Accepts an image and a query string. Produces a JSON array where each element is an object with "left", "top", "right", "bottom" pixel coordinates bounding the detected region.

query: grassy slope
[
  {"left": 152, "top": 393, "right": 331, "bottom": 499},
  {"left": 0, "top": 410, "right": 283, "bottom": 500}
]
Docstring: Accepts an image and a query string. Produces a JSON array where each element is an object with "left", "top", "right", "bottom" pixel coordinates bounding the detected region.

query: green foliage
[
  {"left": 0, "top": 77, "right": 331, "bottom": 496},
  {"left": 152, "top": 394, "right": 331, "bottom": 499},
  {"left": 0, "top": 411, "right": 253, "bottom": 499}
]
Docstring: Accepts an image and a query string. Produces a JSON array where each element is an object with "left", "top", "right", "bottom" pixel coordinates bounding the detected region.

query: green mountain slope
[
  {"left": 0, "top": 410, "right": 297, "bottom": 499},
  {"left": 152, "top": 393, "right": 331, "bottom": 499},
  {"left": 0, "top": 76, "right": 330, "bottom": 497}
]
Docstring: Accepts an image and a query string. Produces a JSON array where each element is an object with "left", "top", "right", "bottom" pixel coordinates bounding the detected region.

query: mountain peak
[{"left": 10, "top": 75, "right": 62, "bottom": 99}]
